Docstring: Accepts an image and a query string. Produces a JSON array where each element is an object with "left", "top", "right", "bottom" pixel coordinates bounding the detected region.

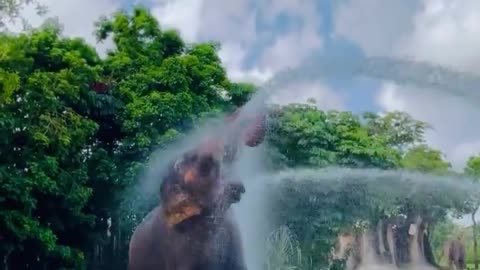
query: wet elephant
[
  {"left": 443, "top": 238, "right": 466, "bottom": 270},
  {"left": 128, "top": 149, "right": 247, "bottom": 270}
]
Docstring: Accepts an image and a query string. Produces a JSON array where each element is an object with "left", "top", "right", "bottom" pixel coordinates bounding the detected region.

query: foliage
[
  {"left": 362, "top": 111, "right": 430, "bottom": 151},
  {"left": 401, "top": 144, "right": 451, "bottom": 174},
  {"left": 266, "top": 104, "right": 401, "bottom": 169},
  {"left": 465, "top": 155, "right": 480, "bottom": 180},
  {"left": 430, "top": 218, "right": 461, "bottom": 262},
  {"left": 265, "top": 104, "right": 475, "bottom": 268},
  {"left": 264, "top": 225, "right": 314, "bottom": 270},
  {"left": 0, "top": 26, "right": 101, "bottom": 269}
]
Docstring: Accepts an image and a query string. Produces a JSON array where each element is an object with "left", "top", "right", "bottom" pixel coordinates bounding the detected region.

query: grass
[{"left": 264, "top": 226, "right": 316, "bottom": 270}]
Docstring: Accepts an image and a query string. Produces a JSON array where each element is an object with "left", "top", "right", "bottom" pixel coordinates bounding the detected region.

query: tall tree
[
  {"left": 0, "top": 24, "right": 102, "bottom": 269},
  {"left": 465, "top": 155, "right": 480, "bottom": 270}
]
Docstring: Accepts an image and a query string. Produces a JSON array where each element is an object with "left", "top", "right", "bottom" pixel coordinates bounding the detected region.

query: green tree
[
  {"left": 401, "top": 144, "right": 451, "bottom": 174},
  {"left": 229, "top": 82, "right": 257, "bottom": 107},
  {"left": 0, "top": 24, "right": 102, "bottom": 269},
  {"left": 430, "top": 218, "right": 459, "bottom": 262},
  {"left": 265, "top": 105, "right": 406, "bottom": 266},
  {"left": 265, "top": 106, "right": 471, "bottom": 268},
  {"left": 267, "top": 104, "right": 400, "bottom": 169},
  {"left": 398, "top": 144, "right": 452, "bottom": 265},
  {"left": 363, "top": 111, "right": 430, "bottom": 152},
  {"left": 465, "top": 155, "right": 480, "bottom": 270}
]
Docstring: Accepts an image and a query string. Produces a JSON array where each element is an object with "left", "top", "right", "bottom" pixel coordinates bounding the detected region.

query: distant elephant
[
  {"left": 443, "top": 238, "right": 466, "bottom": 270},
  {"left": 332, "top": 218, "right": 437, "bottom": 270},
  {"left": 332, "top": 232, "right": 364, "bottom": 270}
]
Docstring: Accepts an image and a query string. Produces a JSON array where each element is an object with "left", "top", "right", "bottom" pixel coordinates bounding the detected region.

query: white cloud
[
  {"left": 146, "top": 0, "right": 343, "bottom": 111},
  {"left": 333, "top": 0, "right": 419, "bottom": 56},
  {"left": 149, "top": 0, "right": 204, "bottom": 42},
  {"left": 269, "top": 80, "right": 345, "bottom": 111},
  {"left": 149, "top": 0, "right": 323, "bottom": 83},
  {"left": 5, "top": 0, "right": 120, "bottom": 57},
  {"left": 149, "top": 0, "right": 269, "bottom": 82},
  {"left": 334, "top": 0, "right": 480, "bottom": 168},
  {"left": 259, "top": 24, "right": 322, "bottom": 74},
  {"left": 396, "top": 0, "right": 480, "bottom": 74},
  {"left": 377, "top": 81, "right": 479, "bottom": 170},
  {"left": 216, "top": 42, "right": 273, "bottom": 84}
]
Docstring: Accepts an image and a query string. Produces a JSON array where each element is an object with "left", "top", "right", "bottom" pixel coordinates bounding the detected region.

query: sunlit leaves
[
  {"left": 158, "top": 56, "right": 190, "bottom": 92},
  {"left": 229, "top": 82, "right": 256, "bottom": 106},
  {"left": 267, "top": 105, "right": 400, "bottom": 169},
  {"left": 0, "top": 68, "right": 19, "bottom": 103},
  {"left": 465, "top": 155, "right": 480, "bottom": 180},
  {"left": 401, "top": 144, "right": 451, "bottom": 174},
  {"left": 363, "top": 111, "right": 431, "bottom": 151}
]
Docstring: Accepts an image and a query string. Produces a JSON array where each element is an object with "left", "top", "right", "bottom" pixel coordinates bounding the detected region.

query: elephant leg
[
  {"left": 454, "top": 260, "right": 461, "bottom": 270},
  {"left": 448, "top": 259, "right": 454, "bottom": 270}
]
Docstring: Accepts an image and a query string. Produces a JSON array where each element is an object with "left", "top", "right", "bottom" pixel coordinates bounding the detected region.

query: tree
[
  {"left": 398, "top": 145, "right": 452, "bottom": 266},
  {"left": 430, "top": 218, "right": 460, "bottom": 262},
  {"left": 265, "top": 105, "right": 407, "bottom": 266},
  {"left": 266, "top": 104, "right": 400, "bottom": 169},
  {"left": 0, "top": 24, "right": 102, "bottom": 269},
  {"left": 265, "top": 105, "right": 474, "bottom": 268},
  {"left": 363, "top": 111, "right": 430, "bottom": 152},
  {"left": 229, "top": 82, "right": 257, "bottom": 107},
  {"left": 401, "top": 144, "right": 451, "bottom": 174},
  {"left": 465, "top": 155, "right": 480, "bottom": 270}
]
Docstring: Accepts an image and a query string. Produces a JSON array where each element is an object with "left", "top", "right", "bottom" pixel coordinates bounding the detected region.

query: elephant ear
[
  {"left": 161, "top": 157, "right": 203, "bottom": 227},
  {"left": 164, "top": 192, "right": 202, "bottom": 228}
]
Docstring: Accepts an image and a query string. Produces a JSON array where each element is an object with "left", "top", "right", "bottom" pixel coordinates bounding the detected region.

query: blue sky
[{"left": 254, "top": 0, "right": 381, "bottom": 113}]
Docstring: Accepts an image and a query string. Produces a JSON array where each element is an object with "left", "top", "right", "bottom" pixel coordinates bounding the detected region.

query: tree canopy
[{"left": 263, "top": 104, "right": 477, "bottom": 268}]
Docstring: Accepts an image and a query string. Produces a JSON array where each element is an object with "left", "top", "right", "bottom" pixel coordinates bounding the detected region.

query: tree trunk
[
  {"left": 423, "top": 231, "right": 437, "bottom": 267},
  {"left": 386, "top": 215, "right": 438, "bottom": 267},
  {"left": 473, "top": 207, "right": 478, "bottom": 270},
  {"left": 1, "top": 253, "right": 7, "bottom": 270},
  {"left": 1, "top": 247, "right": 13, "bottom": 270}
]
